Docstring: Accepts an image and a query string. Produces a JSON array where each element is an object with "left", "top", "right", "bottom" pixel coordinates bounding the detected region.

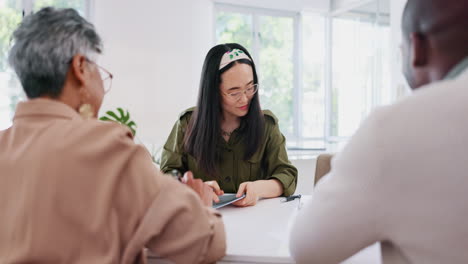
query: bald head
[{"left": 401, "top": 0, "right": 468, "bottom": 89}]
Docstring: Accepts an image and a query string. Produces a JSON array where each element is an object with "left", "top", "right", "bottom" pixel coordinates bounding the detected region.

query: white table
[{"left": 218, "top": 196, "right": 381, "bottom": 264}]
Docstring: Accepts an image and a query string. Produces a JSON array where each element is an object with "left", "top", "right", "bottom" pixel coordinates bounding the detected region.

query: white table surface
[{"left": 218, "top": 196, "right": 381, "bottom": 264}]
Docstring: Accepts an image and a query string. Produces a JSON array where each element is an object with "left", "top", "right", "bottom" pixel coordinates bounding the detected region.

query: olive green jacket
[{"left": 160, "top": 108, "right": 298, "bottom": 196}]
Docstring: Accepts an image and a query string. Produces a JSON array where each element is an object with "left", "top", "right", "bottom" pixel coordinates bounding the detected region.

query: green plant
[
  {"left": 100, "top": 107, "right": 137, "bottom": 136},
  {"left": 99, "top": 108, "right": 163, "bottom": 164}
]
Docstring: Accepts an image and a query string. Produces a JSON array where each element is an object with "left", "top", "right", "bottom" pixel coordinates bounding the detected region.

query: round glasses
[
  {"left": 95, "top": 64, "right": 113, "bottom": 94},
  {"left": 67, "top": 58, "right": 114, "bottom": 94},
  {"left": 223, "top": 83, "right": 259, "bottom": 101},
  {"left": 82, "top": 58, "right": 113, "bottom": 94}
]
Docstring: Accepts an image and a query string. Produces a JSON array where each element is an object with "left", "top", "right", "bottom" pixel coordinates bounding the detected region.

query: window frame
[
  {"left": 21, "top": 0, "right": 93, "bottom": 16},
  {"left": 329, "top": 7, "right": 391, "bottom": 142},
  {"left": 214, "top": 3, "right": 327, "bottom": 150},
  {"left": 214, "top": 2, "right": 392, "bottom": 152},
  {"left": 0, "top": 0, "right": 93, "bottom": 130}
]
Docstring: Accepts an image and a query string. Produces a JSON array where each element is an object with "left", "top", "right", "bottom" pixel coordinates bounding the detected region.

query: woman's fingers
[
  {"left": 232, "top": 199, "right": 245, "bottom": 206},
  {"left": 233, "top": 182, "right": 259, "bottom": 207},
  {"left": 236, "top": 182, "right": 247, "bottom": 197},
  {"left": 182, "top": 171, "right": 193, "bottom": 183},
  {"left": 243, "top": 183, "right": 256, "bottom": 206},
  {"left": 212, "top": 191, "right": 220, "bottom": 203},
  {"left": 205, "top": 181, "right": 224, "bottom": 195},
  {"left": 182, "top": 171, "right": 214, "bottom": 207}
]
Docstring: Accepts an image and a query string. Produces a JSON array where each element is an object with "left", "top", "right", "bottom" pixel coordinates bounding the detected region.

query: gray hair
[{"left": 8, "top": 7, "right": 102, "bottom": 99}]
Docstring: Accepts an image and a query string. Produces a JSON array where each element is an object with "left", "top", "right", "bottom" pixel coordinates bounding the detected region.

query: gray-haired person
[{"left": 1, "top": 7, "right": 226, "bottom": 264}]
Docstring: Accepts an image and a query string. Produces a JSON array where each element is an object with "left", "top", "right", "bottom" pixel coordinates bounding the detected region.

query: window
[
  {"left": 216, "top": 11, "right": 253, "bottom": 52},
  {"left": 215, "top": 1, "right": 391, "bottom": 151},
  {"left": 0, "top": 0, "right": 90, "bottom": 130},
  {"left": 299, "top": 14, "right": 326, "bottom": 148},
  {"left": 331, "top": 3, "right": 391, "bottom": 139},
  {"left": 0, "top": 0, "right": 22, "bottom": 130},
  {"left": 215, "top": 5, "right": 308, "bottom": 144},
  {"left": 33, "top": 0, "right": 87, "bottom": 14}
]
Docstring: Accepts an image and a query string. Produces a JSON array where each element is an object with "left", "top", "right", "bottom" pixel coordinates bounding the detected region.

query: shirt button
[{"left": 225, "top": 176, "right": 231, "bottom": 182}]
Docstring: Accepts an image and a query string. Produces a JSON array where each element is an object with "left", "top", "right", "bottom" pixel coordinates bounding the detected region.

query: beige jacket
[{"left": 0, "top": 99, "right": 226, "bottom": 264}]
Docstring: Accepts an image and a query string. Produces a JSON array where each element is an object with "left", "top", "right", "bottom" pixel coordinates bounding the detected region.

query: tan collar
[{"left": 13, "top": 98, "right": 82, "bottom": 121}]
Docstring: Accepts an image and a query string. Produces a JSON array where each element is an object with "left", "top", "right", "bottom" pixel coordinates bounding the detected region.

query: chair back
[{"left": 314, "top": 154, "right": 333, "bottom": 185}]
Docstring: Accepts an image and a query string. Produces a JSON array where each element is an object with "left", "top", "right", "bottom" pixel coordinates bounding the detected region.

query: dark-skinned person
[{"left": 290, "top": 0, "right": 468, "bottom": 263}]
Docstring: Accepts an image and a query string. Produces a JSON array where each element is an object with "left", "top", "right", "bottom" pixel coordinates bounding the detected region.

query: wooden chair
[{"left": 314, "top": 154, "right": 334, "bottom": 185}]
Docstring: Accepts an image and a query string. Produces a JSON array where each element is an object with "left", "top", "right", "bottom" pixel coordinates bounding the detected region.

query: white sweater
[{"left": 290, "top": 66, "right": 468, "bottom": 264}]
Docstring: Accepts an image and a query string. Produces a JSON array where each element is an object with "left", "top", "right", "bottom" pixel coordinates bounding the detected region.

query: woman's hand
[
  {"left": 232, "top": 181, "right": 260, "bottom": 207},
  {"left": 204, "top": 181, "right": 225, "bottom": 196},
  {"left": 232, "top": 179, "right": 283, "bottom": 207},
  {"left": 182, "top": 171, "right": 220, "bottom": 206}
]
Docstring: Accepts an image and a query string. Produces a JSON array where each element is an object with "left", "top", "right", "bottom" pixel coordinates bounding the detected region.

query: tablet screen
[{"left": 212, "top": 193, "right": 246, "bottom": 209}]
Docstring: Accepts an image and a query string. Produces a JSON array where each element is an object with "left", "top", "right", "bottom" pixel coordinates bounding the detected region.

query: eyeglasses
[
  {"left": 96, "top": 64, "right": 113, "bottom": 94},
  {"left": 86, "top": 59, "right": 113, "bottom": 94},
  {"left": 222, "top": 83, "right": 259, "bottom": 101},
  {"left": 66, "top": 57, "right": 114, "bottom": 94}
]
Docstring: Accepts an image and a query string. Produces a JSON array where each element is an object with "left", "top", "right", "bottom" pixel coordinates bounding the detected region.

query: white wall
[
  {"left": 90, "top": 0, "right": 330, "bottom": 152},
  {"left": 93, "top": 0, "right": 214, "bottom": 149},
  {"left": 90, "top": 0, "right": 405, "bottom": 156}
]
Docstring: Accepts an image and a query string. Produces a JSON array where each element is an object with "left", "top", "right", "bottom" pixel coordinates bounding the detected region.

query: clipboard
[{"left": 213, "top": 193, "right": 246, "bottom": 209}]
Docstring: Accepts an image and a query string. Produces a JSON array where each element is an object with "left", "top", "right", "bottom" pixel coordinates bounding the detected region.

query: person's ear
[
  {"left": 410, "top": 32, "right": 428, "bottom": 67},
  {"left": 69, "top": 54, "right": 89, "bottom": 87}
]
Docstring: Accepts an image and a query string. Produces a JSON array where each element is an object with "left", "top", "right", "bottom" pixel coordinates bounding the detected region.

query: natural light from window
[
  {"left": 215, "top": 2, "right": 391, "bottom": 151},
  {"left": 0, "top": 0, "right": 87, "bottom": 130}
]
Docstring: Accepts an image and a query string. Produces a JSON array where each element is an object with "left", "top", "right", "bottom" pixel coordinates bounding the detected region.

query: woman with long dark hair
[{"left": 161, "top": 43, "right": 297, "bottom": 207}]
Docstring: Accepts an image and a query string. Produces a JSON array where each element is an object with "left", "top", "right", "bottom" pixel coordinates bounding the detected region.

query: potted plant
[
  {"left": 100, "top": 108, "right": 161, "bottom": 164},
  {"left": 100, "top": 107, "right": 137, "bottom": 136}
]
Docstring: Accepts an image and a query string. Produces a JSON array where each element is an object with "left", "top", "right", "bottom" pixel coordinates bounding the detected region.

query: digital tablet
[{"left": 213, "top": 193, "right": 246, "bottom": 209}]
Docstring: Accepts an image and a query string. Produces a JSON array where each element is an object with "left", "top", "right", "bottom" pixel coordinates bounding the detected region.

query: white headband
[{"left": 219, "top": 49, "right": 252, "bottom": 70}]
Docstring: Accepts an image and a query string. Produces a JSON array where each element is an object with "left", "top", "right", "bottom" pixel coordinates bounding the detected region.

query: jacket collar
[{"left": 13, "top": 98, "right": 83, "bottom": 121}]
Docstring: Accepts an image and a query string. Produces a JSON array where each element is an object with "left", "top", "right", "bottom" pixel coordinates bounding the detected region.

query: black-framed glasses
[{"left": 222, "top": 83, "right": 259, "bottom": 101}]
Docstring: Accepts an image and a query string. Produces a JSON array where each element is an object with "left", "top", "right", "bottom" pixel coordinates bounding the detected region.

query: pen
[{"left": 281, "top": 194, "right": 301, "bottom": 203}]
